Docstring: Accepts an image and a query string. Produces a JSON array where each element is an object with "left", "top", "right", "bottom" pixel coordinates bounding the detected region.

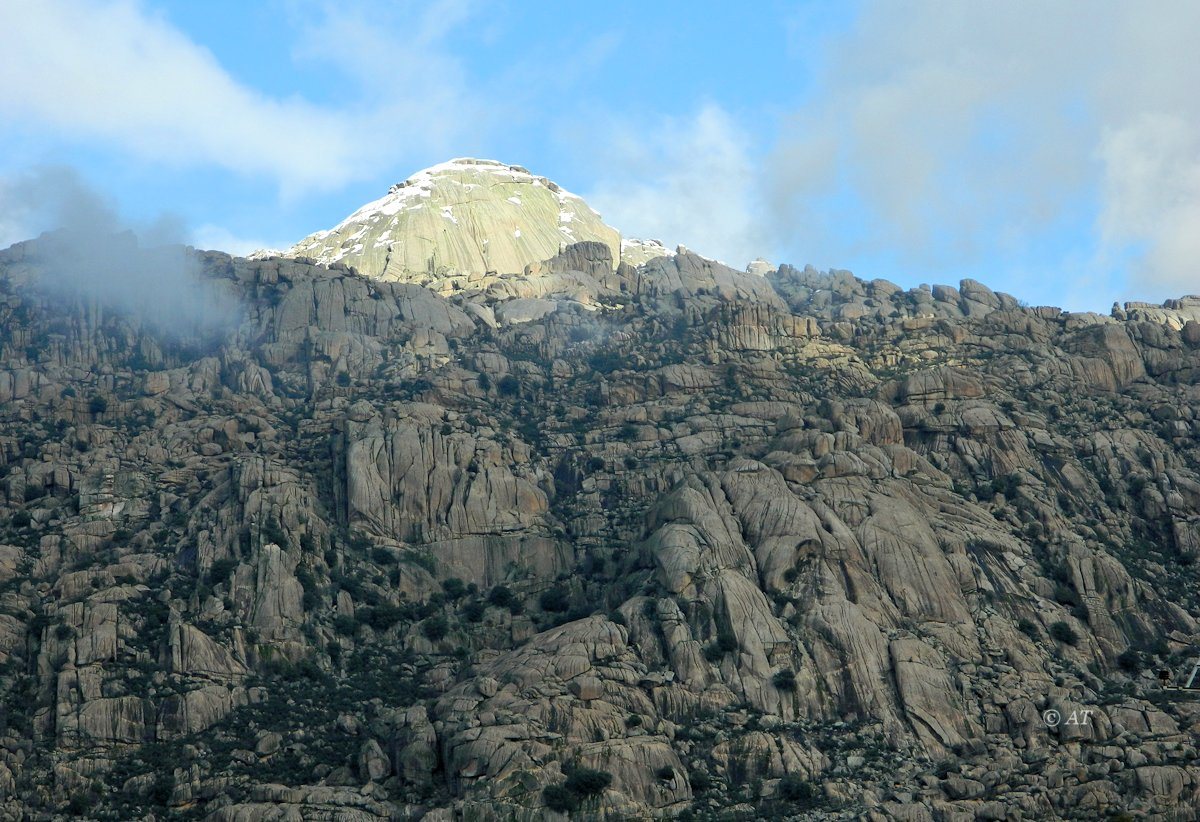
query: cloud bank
[
  {"left": 1, "top": 167, "right": 240, "bottom": 338},
  {"left": 0, "top": 0, "right": 478, "bottom": 195},
  {"left": 586, "top": 106, "right": 769, "bottom": 268},
  {"left": 582, "top": 2, "right": 1200, "bottom": 304}
]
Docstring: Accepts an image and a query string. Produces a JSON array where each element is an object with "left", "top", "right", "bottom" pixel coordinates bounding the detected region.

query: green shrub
[
  {"left": 497, "top": 375, "right": 520, "bottom": 396},
  {"left": 88, "top": 394, "right": 108, "bottom": 415},
  {"left": 778, "top": 774, "right": 816, "bottom": 804},
  {"left": 689, "top": 769, "right": 713, "bottom": 792},
  {"left": 1053, "top": 583, "right": 1079, "bottom": 606},
  {"left": 543, "top": 784, "right": 578, "bottom": 813},
  {"left": 772, "top": 669, "right": 797, "bottom": 691},
  {"left": 442, "top": 578, "right": 467, "bottom": 599},
  {"left": 147, "top": 770, "right": 174, "bottom": 805},
  {"left": 11, "top": 511, "right": 31, "bottom": 528},
  {"left": 1049, "top": 621, "right": 1079, "bottom": 646},
  {"left": 654, "top": 765, "right": 675, "bottom": 781},
  {"left": 539, "top": 586, "right": 570, "bottom": 613},
  {"left": 421, "top": 615, "right": 449, "bottom": 641},
  {"left": 1117, "top": 649, "right": 1141, "bottom": 672},
  {"left": 333, "top": 615, "right": 357, "bottom": 636},
  {"left": 462, "top": 600, "right": 485, "bottom": 622},
  {"left": 488, "top": 585, "right": 516, "bottom": 608},
  {"left": 1017, "top": 618, "right": 1039, "bottom": 638},
  {"left": 358, "top": 605, "right": 404, "bottom": 631},
  {"left": 262, "top": 517, "right": 287, "bottom": 547},
  {"left": 564, "top": 767, "right": 612, "bottom": 797},
  {"left": 208, "top": 558, "right": 237, "bottom": 585}
]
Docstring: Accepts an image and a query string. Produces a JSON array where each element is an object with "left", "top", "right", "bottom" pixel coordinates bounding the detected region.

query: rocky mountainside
[{"left": 1, "top": 166, "right": 1200, "bottom": 820}]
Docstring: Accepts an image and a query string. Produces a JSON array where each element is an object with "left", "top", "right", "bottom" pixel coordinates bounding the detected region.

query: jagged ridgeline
[{"left": 1, "top": 160, "right": 1200, "bottom": 820}]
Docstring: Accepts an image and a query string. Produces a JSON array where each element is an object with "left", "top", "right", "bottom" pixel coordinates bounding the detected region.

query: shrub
[
  {"left": 262, "top": 518, "right": 287, "bottom": 547},
  {"left": 462, "top": 600, "right": 485, "bottom": 622},
  {"left": 333, "top": 616, "right": 357, "bottom": 636},
  {"left": 1053, "top": 583, "right": 1079, "bottom": 606},
  {"left": 488, "top": 585, "right": 516, "bottom": 608},
  {"left": 297, "top": 567, "right": 320, "bottom": 610},
  {"left": 625, "top": 714, "right": 642, "bottom": 727},
  {"left": 358, "top": 605, "right": 405, "bottom": 631},
  {"left": 1017, "top": 618, "right": 1039, "bottom": 638},
  {"left": 689, "top": 769, "right": 713, "bottom": 792},
  {"left": 371, "top": 548, "right": 392, "bottom": 565},
  {"left": 497, "top": 375, "right": 521, "bottom": 396},
  {"left": 616, "top": 423, "right": 638, "bottom": 442},
  {"left": 421, "top": 615, "right": 449, "bottom": 641},
  {"left": 539, "top": 587, "right": 570, "bottom": 613},
  {"left": 772, "top": 669, "right": 797, "bottom": 691},
  {"left": 88, "top": 394, "right": 108, "bottom": 415},
  {"left": 543, "top": 784, "right": 578, "bottom": 813},
  {"left": 564, "top": 767, "right": 612, "bottom": 797},
  {"left": 11, "top": 510, "right": 31, "bottom": 528},
  {"left": 147, "top": 771, "right": 174, "bottom": 805},
  {"left": 208, "top": 558, "right": 237, "bottom": 585},
  {"left": 778, "top": 774, "right": 816, "bottom": 803},
  {"left": 1049, "top": 621, "right": 1079, "bottom": 646},
  {"left": 1117, "top": 649, "right": 1141, "bottom": 672},
  {"left": 23, "top": 485, "right": 44, "bottom": 503},
  {"left": 703, "top": 642, "right": 724, "bottom": 663},
  {"left": 608, "top": 610, "right": 627, "bottom": 626},
  {"left": 585, "top": 456, "right": 605, "bottom": 473},
  {"left": 716, "top": 631, "right": 738, "bottom": 653},
  {"left": 442, "top": 578, "right": 466, "bottom": 599},
  {"left": 654, "top": 765, "right": 675, "bottom": 781}
]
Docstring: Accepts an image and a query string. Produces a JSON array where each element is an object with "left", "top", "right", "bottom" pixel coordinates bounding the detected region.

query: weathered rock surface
[{"left": 1, "top": 178, "right": 1200, "bottom": 820}]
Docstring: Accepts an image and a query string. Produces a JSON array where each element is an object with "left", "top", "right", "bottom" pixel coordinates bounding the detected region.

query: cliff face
[{"left": 1, "top": 225, "right": 1200, "bottom": 820}]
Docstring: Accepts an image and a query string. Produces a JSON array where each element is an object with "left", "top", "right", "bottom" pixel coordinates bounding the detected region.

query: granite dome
[{"left": 286, "top": 158, "right": 666, "bottom": 282}]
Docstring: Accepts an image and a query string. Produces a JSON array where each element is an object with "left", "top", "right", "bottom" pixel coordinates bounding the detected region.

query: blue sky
[{"left": 2, "top": 1, "right": 1198, "bottom": 311}]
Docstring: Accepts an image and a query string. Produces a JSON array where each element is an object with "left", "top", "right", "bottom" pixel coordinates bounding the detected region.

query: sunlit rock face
[{"left": 286, "top": 158, "right": 629, "bottom": 283}]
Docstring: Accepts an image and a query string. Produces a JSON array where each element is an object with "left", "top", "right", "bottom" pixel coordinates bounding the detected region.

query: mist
[{"left": 0, "top": 166, "right": 241, "bottom": 340}]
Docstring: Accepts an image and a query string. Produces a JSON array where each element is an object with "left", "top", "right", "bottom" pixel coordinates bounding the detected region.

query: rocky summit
[
  {"left": 1, "top": 161, "right": 1200, "bottom": 821},
  {"left": 285, "top": 158, "right": 672, "bottom": 294}
]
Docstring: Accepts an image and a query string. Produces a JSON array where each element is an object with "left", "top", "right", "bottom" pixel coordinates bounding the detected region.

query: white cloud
[
  {"left": 0, "top": 0, "right": 478, "bottom": 195},
  {"left": 584, "top": 105, "right": 770, "bottom": 269},
  {"left": 766, "top": 0, "right": 1200, "bottom": 304},
  {"left": 190, "top": 224, "right": 283, "bottom": 257}
]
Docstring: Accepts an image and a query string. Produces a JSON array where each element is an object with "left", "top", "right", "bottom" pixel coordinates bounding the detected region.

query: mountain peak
[{"left": 286, "top": 158, "right": 658, "bottom": 283}]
